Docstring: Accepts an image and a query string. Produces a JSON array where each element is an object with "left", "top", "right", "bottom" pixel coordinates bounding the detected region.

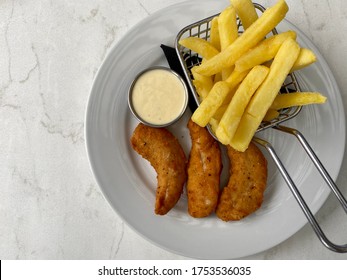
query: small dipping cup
[{"left": 128, "top": 66, "right": 188, "bottom": 127}]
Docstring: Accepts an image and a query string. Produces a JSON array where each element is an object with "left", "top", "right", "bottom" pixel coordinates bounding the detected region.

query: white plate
[{"left": 85, "top": 0, "right": 345, "bottom": 259}]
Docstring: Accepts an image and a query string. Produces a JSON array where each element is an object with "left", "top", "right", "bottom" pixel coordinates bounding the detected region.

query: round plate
[{"left": 85, "top": 0, "right": 345, "bottom": 259}]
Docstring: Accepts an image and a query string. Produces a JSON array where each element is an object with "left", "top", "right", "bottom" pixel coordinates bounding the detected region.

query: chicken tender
[
  {"left": 216, "top": 142, "right": 267, "bottom": 221},
  {"left": 187, "top": 119, "right": 222, "bottom": 218},
  {"left": 131, "top": 123, "right": 187, "bottom": 215}
]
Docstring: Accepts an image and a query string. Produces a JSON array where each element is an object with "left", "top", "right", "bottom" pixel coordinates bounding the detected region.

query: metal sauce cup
[{"left": 128, "top": 66, "right": 188, "bottom": 127}]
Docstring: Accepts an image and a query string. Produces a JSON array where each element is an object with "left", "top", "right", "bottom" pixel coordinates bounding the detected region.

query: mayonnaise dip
[{"left": 129, "top": 67, "right": 188, "bottom": 126}]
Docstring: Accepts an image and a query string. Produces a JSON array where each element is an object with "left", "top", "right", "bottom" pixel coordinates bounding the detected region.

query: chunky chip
[
  {"left": 216, "top": 65, "right": 269, "bottom": 145},
  {"left": 191, "top": 81, "right": 230, "bottom": 127},
  {"left": 230, "top": 0, "right": 259, "bottom": 30},
  {"left": 210, "top": 17, "right": 221, "bottom": 51},
  {"left": 234, "top": 30, "right": 297, "bottom": 72},
  {"left": 230, "top": 38, "right": 300, "bottom": 151},
  {"left": 270, "top": 92, "right": 327, "bottom": 110},
  {"left": 195, "top": 0, "right": 289, "bottom": 76},
  {"left": 179, "top": 37, "right": 219, "bottom": 60}
]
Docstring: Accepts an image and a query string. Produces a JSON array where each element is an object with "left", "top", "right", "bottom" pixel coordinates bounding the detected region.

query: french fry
[
  {"left": 191, "top": 66, "right": 214, "bottom": 100},
  {"left": 247, "top": 38, "right": 300, "bottom": 117},
  {"left": 213, "top": 104, "right": 229, "bottom": 121},
  {"left": 214, "top": 72, "right": 222, "bottom": 83},
  {"left": 218, "top": 6, "right": 238, "bottom": 80},
  {"left": 210, "top": 17, "right": 221, "bottom": 51},
  {"left": 219, "top": 6, "right": 238, "bottom": 50},
  {"left": 179, "top": 37, "right": 219, "bottom": 59},
  {"left": 234, "top": 30, "right": 297, "bottom": 72},
  {"left": 216, "top": 65, "right": 269, "bottom": 145},
  {"left": 222, "top": 67, "right": 234, "bottom": 81},
  {"left": 226, "top": 69, "right": 251, "bottom": 87},
  {"left": 264, "top": 48, "right": 317, "bottom": 72},
  {"left": 263, "top": 109, "right": 279, "bottom": 121},
  {"left": 195, "top": 0, "right": 289, "bottom": 76},
  {"left": 230, "top": 0, "right": 259, "bottom": 30},
  {"left": 270, "top": 92, "right": 327, "bottom": 110},
  {"left": 221, "top": 69, "right": 251, "bottom": 105},
  {"left": 290, "top": 48, "right": 317, "bottom": 72},
  {"left": 209, "top": 117, "right": 219, "bottom": 133},
  {"left": 229, "top": 112, "right": 258, "bottom": 151},
  {"left": 230, "top": 37, "right": 300, "bottom": 151},
  {"left": 191, "top": 81, "right": 230, "bottom": 127}
]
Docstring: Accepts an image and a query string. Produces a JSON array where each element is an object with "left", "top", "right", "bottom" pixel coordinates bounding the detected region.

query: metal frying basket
[{"left": 175, "top": 3, "right": 347, "bottom": 253}]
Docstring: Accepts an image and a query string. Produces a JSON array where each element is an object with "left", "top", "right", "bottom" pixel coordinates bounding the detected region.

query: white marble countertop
[{"left": 1, "top": 0, "right": 347, "bottom": 260}]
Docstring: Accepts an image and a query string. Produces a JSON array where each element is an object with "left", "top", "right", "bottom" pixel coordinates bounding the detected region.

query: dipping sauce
[{"left": 129, "top": 67, "right": 188, "bottom": 127}]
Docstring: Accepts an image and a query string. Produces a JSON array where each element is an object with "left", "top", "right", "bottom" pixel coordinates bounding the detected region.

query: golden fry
[
  {"left": 264, "top": 48, "right": 317, "bottom": 72},
  {"left": 290, "top": 48, "right": 317, "bottom": 72},
  {"left": 179, "top": 37, "right": 219, "bottom": 59},
  {"left": 230, "top": 0, "right": 259, "bottom": 30},
  {"left": 270, "top": 92, "right": 327, "bottom": 110},
  {"left": 191, "top": 81, "right": 230, "bottom": 127},
  {"left": 210, "top": 17, "right": 221, "bottom": 51},
  {"left": 218, "top": 6, "right": 238, "bottom": 51},
  {"left": 263, "top": 109, "right": 279, "bottom": 121},
  {"left": 230, "top": 37, "right": 300, "bottom": 152},
  {"left": 191, "top": 66, "right": 214, "bottom": 100},
  {"left": 195, "top": 0, "right": 289, "bottom": 76},
  {"left": 216, "top": 65, "right": 269, "bottom": 145},
  {"left": 234, "top": 30, "right": 297, "bottom": 72}
]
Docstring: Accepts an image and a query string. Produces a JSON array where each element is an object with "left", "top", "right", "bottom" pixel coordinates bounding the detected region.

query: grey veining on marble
[{"left": 0, "top": 0, "right": 346, "bottom": 260}]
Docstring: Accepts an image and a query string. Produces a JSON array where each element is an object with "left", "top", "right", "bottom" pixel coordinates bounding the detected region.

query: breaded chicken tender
[
  {"left": 187, "top": 119, "right": 222, "bottom": 218},
  {"left": 216, "top": 142, "right": 267, "bottom": 221},
  {"left": 131, "top": 123, "right": 187, "bottom": 215}
]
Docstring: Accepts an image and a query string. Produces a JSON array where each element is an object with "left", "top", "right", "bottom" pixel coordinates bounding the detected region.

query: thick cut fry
[
  {"left": 191, "top": 81, "right": 230, "bottom": 127},
  {"left": 218, "top": 6, "right": 239, "bottom": 81},
  {"left": 263, "top": 109, "right": 279, "bottom": 121},
  {"left": 213, "top": 104, "right": 229, "bottom": 121},
  {"left": 216, "top": 65, "right": 269, "bottom": 145},
  {"left": 270, "top": 92, "right": 327, "bottom": 110},
  {"left": 195, "top": 0, "right": 289, "bottom": 76},
  {"left": 234, "top": 30, "right": 297, "bottom": 72},
  {"left": 230, "top": 0, "right": 259, "bottom": 30},
  {"left": 247, "top": 38, "right": 300, "bottom": 117},
  {"left": 221, "top": 69, "right": 251, "bottom": 105},
  {"left": 191, "top": 66, "right": 214, "bottom": 100},
  {"left": 218, "top": 6, "right": 238, "bottom": 81},
  {"left": 265, "top": 48, "right": 317, "bottom": 72},
  {"left": 210, "top": 17, "right": 221, "bottom": 51},
  {"left": 290, "top": 48, "right": 317, "bottom": 72},
  {"left": 214, "top": 72, "right": 222, "bottom": 83},
  {"left": 219, "top": 6, "right": 238, "bottom": 51},
  {"left": 229, "top": 113, "right": 257, "bottom": 151},
  {"left": 225, "top": 69, "right": 251, "bottom": 86},
  {"left": 222, "top": 67, "right": 234, "bottom": 81},
  {"left": 209, "top": 118, "right": 219, "bottom": 133},
  {"left": 179, "top": 37, "right": 219, "bottom": 59},
  {"left": 230, "top": 38, "right": 300, "bottom": 152}
]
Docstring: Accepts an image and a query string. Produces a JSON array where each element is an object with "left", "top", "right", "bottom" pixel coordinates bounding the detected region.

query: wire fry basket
[
  {"left": 174, "top": 3, "right": 347, "bottom": 253},
  {"left": 175, "top": 3, "right": 301, "bottom": 135}
]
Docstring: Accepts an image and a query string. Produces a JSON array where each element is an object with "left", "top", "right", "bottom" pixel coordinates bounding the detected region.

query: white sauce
[{"left": 131, "top": 68, "right": 187, "bottom": 125}]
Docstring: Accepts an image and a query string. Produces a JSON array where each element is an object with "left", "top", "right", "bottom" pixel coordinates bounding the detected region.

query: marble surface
[{"left": 1, "top": 0, "right": 346, "bottom": 260}]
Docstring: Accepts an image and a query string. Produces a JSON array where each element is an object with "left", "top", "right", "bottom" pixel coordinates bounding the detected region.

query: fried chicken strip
[
  {"left": 187, "top": 119, "right": 222, "bottom": 218},
  {"left": 130, "top": 123, "right": 187, "bottom": 215},
  {"left": 216, "top": 142, "right": 267, "bottom": 221}
]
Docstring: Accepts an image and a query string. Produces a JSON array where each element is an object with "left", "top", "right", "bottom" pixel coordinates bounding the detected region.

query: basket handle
[{"left": 253, "top": 125, "right": 347, "bottom": 253}]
